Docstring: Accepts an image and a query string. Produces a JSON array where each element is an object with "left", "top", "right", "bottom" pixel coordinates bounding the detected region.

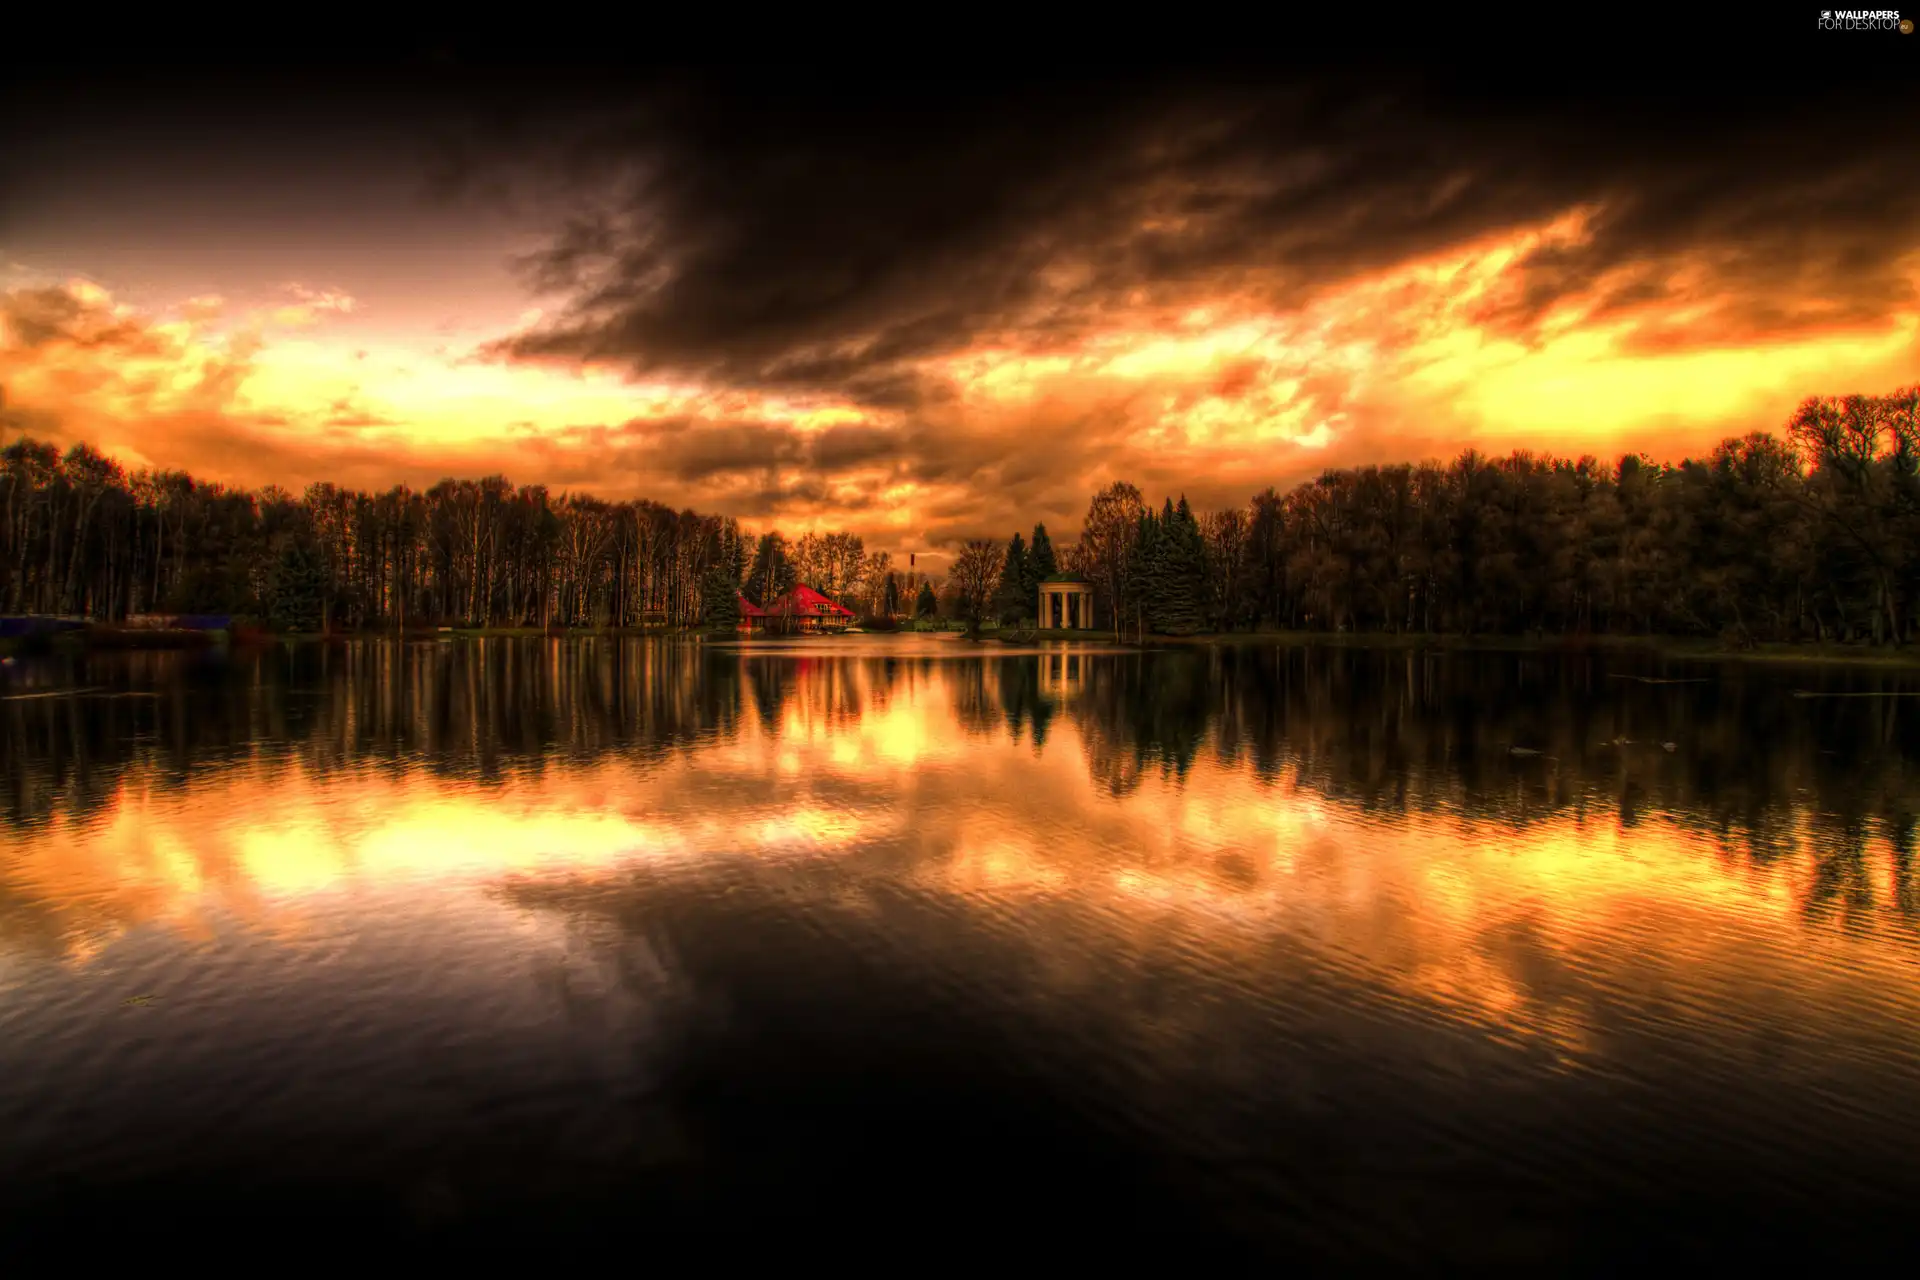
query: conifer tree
[
  {"left": 994, "top": 531, "right": 1032, "bottom": 624},
  {"left": 1124, "top": 508, "right": 1163, "bottom": 636},
  {"left": 1157, "top": 495, "right": 1208, "bottom": 634},
  {"left": 1029, "top": 523, "right": 1058, "bottom": 583},
  {"left": 701, "top": 565, "right": 741, "bottom": 630},
  {"left": 1119, "top": 497, "right": 1209, "bottom": 634},
  {"left": 915, "top": 581, "right": 939, "bottom": 618}
]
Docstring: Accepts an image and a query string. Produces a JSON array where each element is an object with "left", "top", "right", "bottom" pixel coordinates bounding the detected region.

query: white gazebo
[{"left": 1037, "top": 574, "right": 1095, "bottom": 630}]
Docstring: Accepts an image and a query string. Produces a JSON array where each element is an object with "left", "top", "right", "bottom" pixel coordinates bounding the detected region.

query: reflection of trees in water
[
  {"left": 1074, "top": 653, "right": 1213, "bottom": 797},
  {"left": 1803, "top": 814, "right": 1880, "bottom": 936},
  {"left": 746, "top": 660, "right": 786, "bottom": 737},
  {"left": 747, "top": 655, "right": 932, "bottom": 738},
  {"left": 1066, "top": 647, "right": 1920, "bottom": 926},
  {"left": 1890, "top": 814, "right": 1920, "bottom": 923},
  {"left": 0, "top": 649, "right": 267, "bottom": 834},
  {"left": 949, "top": 662, "right": 1001, "bottom": 739},
  {"left": 0, "top": 641, "right": 747, "bottom": 833},
  {"left": 4, "top": 642, "right": 1919, "bottom": 928},
  {"left": 996, "top": 659, "right": 1055, "bottom": 753}
]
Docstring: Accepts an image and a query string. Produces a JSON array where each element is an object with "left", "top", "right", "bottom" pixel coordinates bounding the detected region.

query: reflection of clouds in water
[
  {"left": 527, "top": 910, "right": 693, "bottom": 1085},
  {"left": 1, "top": 641, "right": 1918, "bottom": 1068}
]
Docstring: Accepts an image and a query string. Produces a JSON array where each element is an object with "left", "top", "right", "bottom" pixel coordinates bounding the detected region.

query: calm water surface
[{"left": 3, "top": 636, "right": 1919, "bottom": 1264}]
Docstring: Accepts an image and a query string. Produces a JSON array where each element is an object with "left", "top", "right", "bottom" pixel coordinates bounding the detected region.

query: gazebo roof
[{"left": 1041, "top": 571, "right": 1091, "bottom": 584}]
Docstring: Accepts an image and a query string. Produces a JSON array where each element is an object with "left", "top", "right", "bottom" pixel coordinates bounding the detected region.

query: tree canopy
[{"left": 5, "top": 383, "right": 1918, "bottom": 646}]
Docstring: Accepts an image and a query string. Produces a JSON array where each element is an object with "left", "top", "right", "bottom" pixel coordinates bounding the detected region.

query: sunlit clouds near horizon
[{"left": 4, "top": 65, "right": 1918, "bottom": 566}]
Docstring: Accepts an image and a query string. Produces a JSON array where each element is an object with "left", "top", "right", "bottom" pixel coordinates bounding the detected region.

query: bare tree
[
  {"left": 1075, "top": 480, "right": 1145, "bottom": 639},
  {"left": 855, "top": 549, "right": 891, "bottom": 615},
  {"left": 948, "top": 540, "right": 1001, "bottom": 634},
  {"left": 1200, "top": 507, "right": 1250, "bottom": 630},
  {"left": 791, "top": 531, "right": 824, "bottom": 590}
]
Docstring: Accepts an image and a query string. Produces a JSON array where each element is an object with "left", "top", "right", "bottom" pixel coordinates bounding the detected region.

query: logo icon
[{"left": 1820, "top": 8, "right": 1909, "bottom": 28}]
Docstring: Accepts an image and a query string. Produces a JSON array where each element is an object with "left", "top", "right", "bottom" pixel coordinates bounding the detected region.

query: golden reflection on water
[{"left": 3, "top": 640, "right": 1919, "bottom": 1062}]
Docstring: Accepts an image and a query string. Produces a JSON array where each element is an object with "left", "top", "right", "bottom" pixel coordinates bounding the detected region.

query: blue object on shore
[{"left": 0, "top": 616, "right": 87, "bottom": 638}]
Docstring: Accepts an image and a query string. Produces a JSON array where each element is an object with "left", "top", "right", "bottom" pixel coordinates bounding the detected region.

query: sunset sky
[{"left": 3, "top": 45, "right": 1918, "bottom": 563}]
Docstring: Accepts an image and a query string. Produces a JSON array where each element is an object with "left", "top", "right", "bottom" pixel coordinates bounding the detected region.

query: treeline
[
  {"left": 3, "top": 383, "right": 1917, "bottom": 642},
  {"left": 713, "top": 528, "right": 929, "bottom": 627},
  {"left": 0, "top": 447, "right": 928, "bottom": 631},
  {"left": 957, "top": 385, "right": 1920, "bottom": 645}
]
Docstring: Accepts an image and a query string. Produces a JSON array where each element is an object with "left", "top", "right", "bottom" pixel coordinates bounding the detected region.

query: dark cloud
[
  {"left": 447, "top": 66, "right": 1920, "bottom": 402},
  {"left": 7, "top": 50, "right": 1920, "bottom": 554},
  {"left": 0, "top": 286, "right": 163, "bottom": 354}
]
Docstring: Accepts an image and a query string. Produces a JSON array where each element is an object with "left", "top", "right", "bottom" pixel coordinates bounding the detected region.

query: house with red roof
[
  {"left": 737, "top": 594, "right": 770, "bottom": 633},
  {"left": 767, "top": 584, "right": 856, "bottom": 633}
]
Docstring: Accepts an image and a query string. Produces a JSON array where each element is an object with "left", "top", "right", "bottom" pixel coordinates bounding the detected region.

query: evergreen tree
[
  {"left": 1124, "top": 508, "right": 1163, "bottom": 636},
  {"left": 1119, "top": 498, "right": 1207, "bottom": 635},
  {"left": 883, "top": 570, "right": 902, "bottom": 616},
  {"left": 701, "top": 565, "right": 742, "bottom": 630},
  {"left": 266, "top": 534, "right": 328, "bottom": 633},
  {"left": 1029, "top": 523, "right": 1059, "bottom": 581},
  {"left": 915, "top": 581, "right": 939, "bottom": 618},
  {"left": 993, "top": 531, "right": 1032, "bottom": 624},
  {"left": 1158, "top": 496, "right": 1208, "bottom": 634},
  {"left": 744, "top": 532, "right": 797, "bottom": 606}
]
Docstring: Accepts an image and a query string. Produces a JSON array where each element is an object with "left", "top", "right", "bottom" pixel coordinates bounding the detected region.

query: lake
[{"left": 3, "top": 635, "right": 1919, "bottom": 1265}]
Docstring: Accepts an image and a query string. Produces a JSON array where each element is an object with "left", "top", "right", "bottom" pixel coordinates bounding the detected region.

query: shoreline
[
  {"left": 1136, "top": 631, "right": 1920, "bottom": 669},
  {"left": 7, "top": 626, "right": 1919, "bottom": 669}
]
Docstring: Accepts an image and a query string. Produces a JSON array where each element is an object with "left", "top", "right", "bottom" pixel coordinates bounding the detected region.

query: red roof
[
  {"left": 738, "top": 594, "right": 769, "bottom": 618},
  {"left": 772, "top": 584, "right": 855, "bottom": 617}
]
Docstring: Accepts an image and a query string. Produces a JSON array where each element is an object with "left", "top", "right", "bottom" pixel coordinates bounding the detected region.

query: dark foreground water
[{"left": 3, "top": 636, "right": 1919, "bottom": 1265}]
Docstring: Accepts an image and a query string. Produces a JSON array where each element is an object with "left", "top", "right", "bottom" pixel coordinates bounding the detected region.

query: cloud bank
[{"left": 5, "top": 66, "right": 1919, "bottom": 559}]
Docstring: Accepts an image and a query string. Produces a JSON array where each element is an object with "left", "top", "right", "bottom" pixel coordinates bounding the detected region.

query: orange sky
[{"left": 3, "top": 63, "right": 1918, "bottom": 564}]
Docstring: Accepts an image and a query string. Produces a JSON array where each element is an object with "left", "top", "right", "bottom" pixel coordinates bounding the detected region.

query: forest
[{"left": 0, "top": 384, "right": 1916, "bottom": 646}]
